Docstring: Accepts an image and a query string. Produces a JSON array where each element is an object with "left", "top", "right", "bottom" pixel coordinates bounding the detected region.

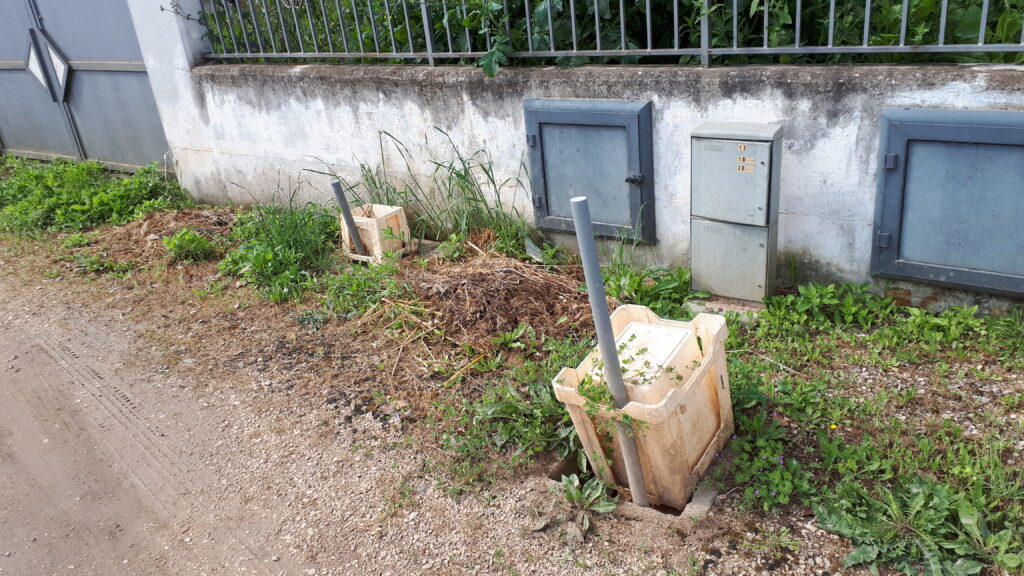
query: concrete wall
[{"left": 127, "top": 2, "right": 1024, "bottom": 307}]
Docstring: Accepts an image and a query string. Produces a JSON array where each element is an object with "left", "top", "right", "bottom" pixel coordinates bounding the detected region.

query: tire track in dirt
[
  {"left": 37, "top": 337, "right": 185, "bottom": 510},
  {"left": 38, "top": 330, "right": 289, "bottom": 575},
  {"left": 1, "top": 302, "right": 298, "bottom": 575}
]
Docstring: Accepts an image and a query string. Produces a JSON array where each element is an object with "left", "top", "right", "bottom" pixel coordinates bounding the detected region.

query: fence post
[
  {"left": 419, "top": 0, "right": 436, "bottom": 66},
  {"left": 700, "top": 0, "right": 710, "bottom": 67}
]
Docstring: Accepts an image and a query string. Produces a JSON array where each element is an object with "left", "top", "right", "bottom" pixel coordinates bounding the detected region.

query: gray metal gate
[{"left": 0, "top": 0, "right": 168, "bottom": 170}]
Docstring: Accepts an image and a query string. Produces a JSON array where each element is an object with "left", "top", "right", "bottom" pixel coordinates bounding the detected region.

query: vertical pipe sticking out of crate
[
  {"left": 332, "top": 180, "right": 367, "bottom": 256},
  {"left": 569, "top": 197, "right": 650, "bottom": 509}
]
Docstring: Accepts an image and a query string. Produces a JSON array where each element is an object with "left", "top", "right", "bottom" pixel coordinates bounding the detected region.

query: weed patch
[
  {"left": 602, "top": 238, "right": 708, "bottom": 320},
  {"left": 72, "top": 252, "right": 134, "bottom": 276},
  {"left": 0, "top": 157, "right": 190, "bottom": 234},
  {"left": 163, "top": 228, "right": 220, "bottom": 262},
  {"left": 436, "top": 335, "right": 592, "bottom": 492},
  {"left": 320, "top": 259, "right": 407, "bottom": 318},
  {"left": 723, "top": 284, "right": 1024, "bottom": 575},
  {"left": 219, "top": 201, "right": 338, "bottom": 302}
]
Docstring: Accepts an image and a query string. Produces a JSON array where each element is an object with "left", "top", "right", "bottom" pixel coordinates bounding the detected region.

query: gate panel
[
  {"left": 66, "top": 71, "right": 169, "bottom": 167},
  {"left": 29, "top": 0, "right": 144, "bottom": 62},
  {"left": 0, "top": 0, "right": 169, "bottom": 169},
  {"left": 0, "top": 3, "right": 80, "bottom": 159},
  {"left": 32, "top": 0, "right": 169, "bottom": 169}
]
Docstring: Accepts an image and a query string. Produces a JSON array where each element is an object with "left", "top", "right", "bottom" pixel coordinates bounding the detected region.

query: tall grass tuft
[
  {"left": 219, "top": 190, "right": 339, "bottom": 302},
  {"left": 318, "top": 129, "right": 537, "bottom": 259}
]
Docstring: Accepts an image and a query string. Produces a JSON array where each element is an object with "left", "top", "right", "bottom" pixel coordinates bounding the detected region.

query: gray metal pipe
[
  {"left": 569, "top": 196, "right": 649, "bottom": 508},
  {"left": 330, "top": 180, "right": 367, "bottom": 257}
]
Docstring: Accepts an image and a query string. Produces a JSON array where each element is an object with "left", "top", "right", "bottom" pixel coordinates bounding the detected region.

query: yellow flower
[{"left": 830, "top": 424, "right": 838, "bottom": 429}]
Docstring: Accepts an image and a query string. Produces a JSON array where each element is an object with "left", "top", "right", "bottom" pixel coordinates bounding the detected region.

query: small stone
[
  {"left": 271, "top": 555, "right": 280, "bottom": 562},
  {"left": 681, "top": 486, "right": 718, "bottom": 519},
  {"left": 529, "top": 516, "right": 551, "bottom": 532},
  {"left": 564, "top": 523, "right": 584, "bottom": 545}
]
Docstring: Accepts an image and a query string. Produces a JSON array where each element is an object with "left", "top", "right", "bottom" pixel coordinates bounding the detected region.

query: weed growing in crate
[
  {"left": 219, "top": 200, "right": 338, "bottom": 302},
  {"left": 0, "top": 159, "right": 190, "bottom": 234},
  {"left": 163, "top": 228, "right": 220, "bottom": 262}
]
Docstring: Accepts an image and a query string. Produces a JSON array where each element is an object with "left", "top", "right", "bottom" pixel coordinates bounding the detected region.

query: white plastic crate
[{"left": 552, "top": 305, "right": 733, "bottom": 510}]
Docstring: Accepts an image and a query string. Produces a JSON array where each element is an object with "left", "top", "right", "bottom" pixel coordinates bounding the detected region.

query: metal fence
[{"left": 200, "top": 0, "right": 1024, "bottom": 67}]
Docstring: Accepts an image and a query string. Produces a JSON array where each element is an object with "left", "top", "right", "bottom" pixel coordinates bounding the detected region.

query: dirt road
[{"left": 0, "top": 278, "right": 298, "bottom": 575}]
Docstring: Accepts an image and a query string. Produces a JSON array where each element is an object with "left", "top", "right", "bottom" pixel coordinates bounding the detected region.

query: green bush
[
  {"left": 219, "top": 201, "right": 339, "bottom": 301},
  {"left": 0, "top": 158, "right": 191, "bottom": 234},
  {"left": 163, "top": 228, "right": 220, "bottom": 262}
]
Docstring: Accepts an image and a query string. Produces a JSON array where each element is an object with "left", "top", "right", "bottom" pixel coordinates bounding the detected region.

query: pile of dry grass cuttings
[
  {"left": 97, "top": 208, "right": 235, "bottom": 264},
  {"left": 400, "top": 255, "right": 604, "bottom": 349}
]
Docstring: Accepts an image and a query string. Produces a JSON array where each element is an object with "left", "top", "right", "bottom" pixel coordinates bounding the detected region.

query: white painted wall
[{"left": 126, "top": 2, "right": 1024, "bottom": 299}]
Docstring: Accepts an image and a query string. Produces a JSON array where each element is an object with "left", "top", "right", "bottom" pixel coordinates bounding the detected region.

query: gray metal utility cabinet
[
  {"left": 690, "top": 122, "right": 783, "bottom": 301},
  {"left": 523, "top": 98, "right": 655, "bottom": 243}
]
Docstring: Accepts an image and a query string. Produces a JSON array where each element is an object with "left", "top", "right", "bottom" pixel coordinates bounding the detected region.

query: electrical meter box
[{"left": 690, "top": 122, "right": 783, "bottom": 301}]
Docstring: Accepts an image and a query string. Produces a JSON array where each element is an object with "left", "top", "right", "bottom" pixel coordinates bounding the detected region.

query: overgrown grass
[
  {"left": 602, "top": 237, "right": 710, "bottom": 320},
  {"left": 0, "top": 156, "right": 191, "bottom": 235},
  {"left": 219, "top": 199, "right": 339, "bottom": 302},
  {"left": 321, "top": 130, "right": 541, "bottom": 261},
  {"left": 435, "top": 332, "right": 593, "bottom": 493},
  {"left": 726, "top": 285, "right": 1024, "bottom": 574},
  {"left": 164, "top": 228, "right": 221, "bottom": 263}
]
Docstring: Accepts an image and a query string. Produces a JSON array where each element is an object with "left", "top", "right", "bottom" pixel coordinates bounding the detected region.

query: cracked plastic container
[{"left": 552, "top": 305, "right": 733, "bottom": 510}]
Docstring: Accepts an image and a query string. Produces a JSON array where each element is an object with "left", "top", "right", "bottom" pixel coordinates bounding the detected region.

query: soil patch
[
  {"left": 400, "top": 256, "right": 604, "bottom": 349},
  {"left": 97, "top": 208, "right": 235, "bottom": 264}
]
